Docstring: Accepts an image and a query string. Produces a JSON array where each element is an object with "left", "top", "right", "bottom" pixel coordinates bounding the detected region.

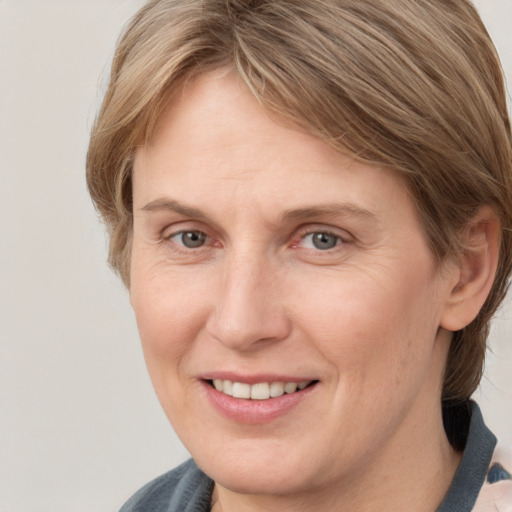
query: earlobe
[{"left": 440, "top": 207, "right": 500, "bottom": 332}]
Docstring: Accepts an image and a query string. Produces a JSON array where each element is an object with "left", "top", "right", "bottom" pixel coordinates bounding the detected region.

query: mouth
[
  {"left": 202, "top": 376, "right": 320, "bottom": 423},
  {"left": 207, "top": 379, "right": 318, "bottom": 400}
]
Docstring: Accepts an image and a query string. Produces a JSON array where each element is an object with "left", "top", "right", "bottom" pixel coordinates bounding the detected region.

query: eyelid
[
  {"left": 164, "top": 227, "right": 207, "bottom": 241},
  {"left": 162, "top": 220, "right": 208, "bottom": 240}
]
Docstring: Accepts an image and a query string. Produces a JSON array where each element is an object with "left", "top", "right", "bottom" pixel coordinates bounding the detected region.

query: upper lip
[{"left": 200, "top": 372, "right": 318, "bottom": 384}]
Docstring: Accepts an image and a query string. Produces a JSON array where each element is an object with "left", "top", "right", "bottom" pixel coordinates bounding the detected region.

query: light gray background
[{"left": 1, "top": 1, "right": 510, "bottom": 511}]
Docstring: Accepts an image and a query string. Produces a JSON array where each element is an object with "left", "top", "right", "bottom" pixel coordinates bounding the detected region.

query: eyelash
[
  {"left": 164, "top": 229, "right": 213, "bottom": 253},
  {"left": 162, "top": 225, "right": 350, "bottom": 255},
  {"left": 293, "top": 227, "right": 348, "bottom": 252}
]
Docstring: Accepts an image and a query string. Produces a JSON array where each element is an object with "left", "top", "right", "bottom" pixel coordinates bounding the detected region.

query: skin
[{"left": 129, "top": 69, "right": 496, "bottom": 512}]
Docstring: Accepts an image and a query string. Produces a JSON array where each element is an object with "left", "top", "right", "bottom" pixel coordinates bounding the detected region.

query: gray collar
[{"left": 436, "top": 401, "right": 496, "bottom": 511}]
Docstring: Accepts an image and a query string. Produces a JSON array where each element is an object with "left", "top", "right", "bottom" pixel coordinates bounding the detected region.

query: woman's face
[{"left": 130, "top": 70, "right": 456, "bottom": 496}]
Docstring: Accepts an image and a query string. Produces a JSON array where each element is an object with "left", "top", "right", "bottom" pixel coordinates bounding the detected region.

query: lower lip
[{"left": 201, "top": 381, "right": 318, "bottom": 424}]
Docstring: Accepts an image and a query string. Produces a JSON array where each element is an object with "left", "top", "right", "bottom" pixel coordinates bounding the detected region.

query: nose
[{"left": 205, "top": 252, "right": 292, "bottom": 352}]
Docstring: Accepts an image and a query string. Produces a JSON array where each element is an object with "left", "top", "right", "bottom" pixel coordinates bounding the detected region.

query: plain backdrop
[{"left": 1, "top": 1, "right": 511, "bottom": 511}]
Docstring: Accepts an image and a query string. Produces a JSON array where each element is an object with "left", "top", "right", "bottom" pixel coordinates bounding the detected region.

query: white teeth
[
  {"left": 284, "top": 382, "right": 298, "bottom": 394},
  {"left": 251, "top": 383, "right": 270, "bottom": 400},
  {"left": 232, "top": 382, "right": 251, "bottom": 399},
  {"left": 212, "top": 379, "right": 313, "bottom": 400},
  {"left": 223, "top": 380, "right": 233, "bottom": 396},
  {"left": 269, "top": 382, "right": 285, "bottom": 397}
]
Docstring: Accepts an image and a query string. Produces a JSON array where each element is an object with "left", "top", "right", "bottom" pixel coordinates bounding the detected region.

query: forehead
[
  {"left": 133, "top": 70, "right": 419, "bottom": 231},
  {"left": 142, "top": 68, "right": 340, "bottom": 173}
]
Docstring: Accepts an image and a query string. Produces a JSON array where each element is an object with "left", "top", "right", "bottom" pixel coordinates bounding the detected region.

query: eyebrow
[
  {"left": 141, "top": 198, "right": 208, "bottom": 220},
  {"left": 141, "top": 198, "right": 377, "bottom": 223},
  {"left": 281, "top": 203, "right": 377, "bottom": 222}
]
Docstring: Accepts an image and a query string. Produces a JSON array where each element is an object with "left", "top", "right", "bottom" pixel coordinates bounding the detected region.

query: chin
[
  {"left": 191, "top": 439, "right": 330, "bottom": 497},
  {"left": 206, "top": 461, "right": 314, "bottom": 496}
]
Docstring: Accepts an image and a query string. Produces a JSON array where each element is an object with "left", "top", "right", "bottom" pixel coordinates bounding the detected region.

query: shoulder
[
  {"left": 474, "top": 457, "right": 512, "bottom": 512},
  {"left": 119, "top": 459, "right": 214, "bottom": 512},
  {"left": 474, "top": 479, "right": 512, "bottom": 512}
]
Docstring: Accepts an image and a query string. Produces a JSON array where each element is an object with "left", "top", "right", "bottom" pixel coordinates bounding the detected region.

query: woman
[{"left": 87, "top": 1, "right": 512, "bottom": 510}]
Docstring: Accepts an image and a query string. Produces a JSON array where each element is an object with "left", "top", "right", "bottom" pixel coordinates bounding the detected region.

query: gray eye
[
  {"left": 307, "top": 232, "right": 339, "bottom": 250},
  {"left": 178, "top": 231, "right": 207, "bottom": 248}
]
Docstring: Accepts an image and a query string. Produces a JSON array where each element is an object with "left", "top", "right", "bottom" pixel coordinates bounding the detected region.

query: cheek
[
  {"left": 129, "top": 268, "right": 215, "bottom": 432},
  {"left": 292, "top": 263, "right": 442, "bottom": 388},
  {"left": 130, "top": 262, "right": 211, "bottom": 379}
]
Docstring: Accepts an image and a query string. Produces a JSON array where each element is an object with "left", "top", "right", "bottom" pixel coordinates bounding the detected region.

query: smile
[
  {"left": 203, "top": 377, "right": 319, "bottom": 423},
  {"left": 210, "top": 379, "right": 315, "bottom": 400}
]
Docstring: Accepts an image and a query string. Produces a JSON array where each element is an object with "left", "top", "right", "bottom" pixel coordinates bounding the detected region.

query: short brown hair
[{"left": 87, "top": 0, "right": 512, "bottom": 401}]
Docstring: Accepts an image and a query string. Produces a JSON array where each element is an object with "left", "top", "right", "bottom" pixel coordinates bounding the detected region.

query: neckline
[{"left": 436, "top": 402, "right": 496, "bottom": 511}]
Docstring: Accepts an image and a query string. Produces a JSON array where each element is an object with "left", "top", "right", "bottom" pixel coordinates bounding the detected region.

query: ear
[{"left": 440, "top": 207, "right": 500, "bottom": 332}]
